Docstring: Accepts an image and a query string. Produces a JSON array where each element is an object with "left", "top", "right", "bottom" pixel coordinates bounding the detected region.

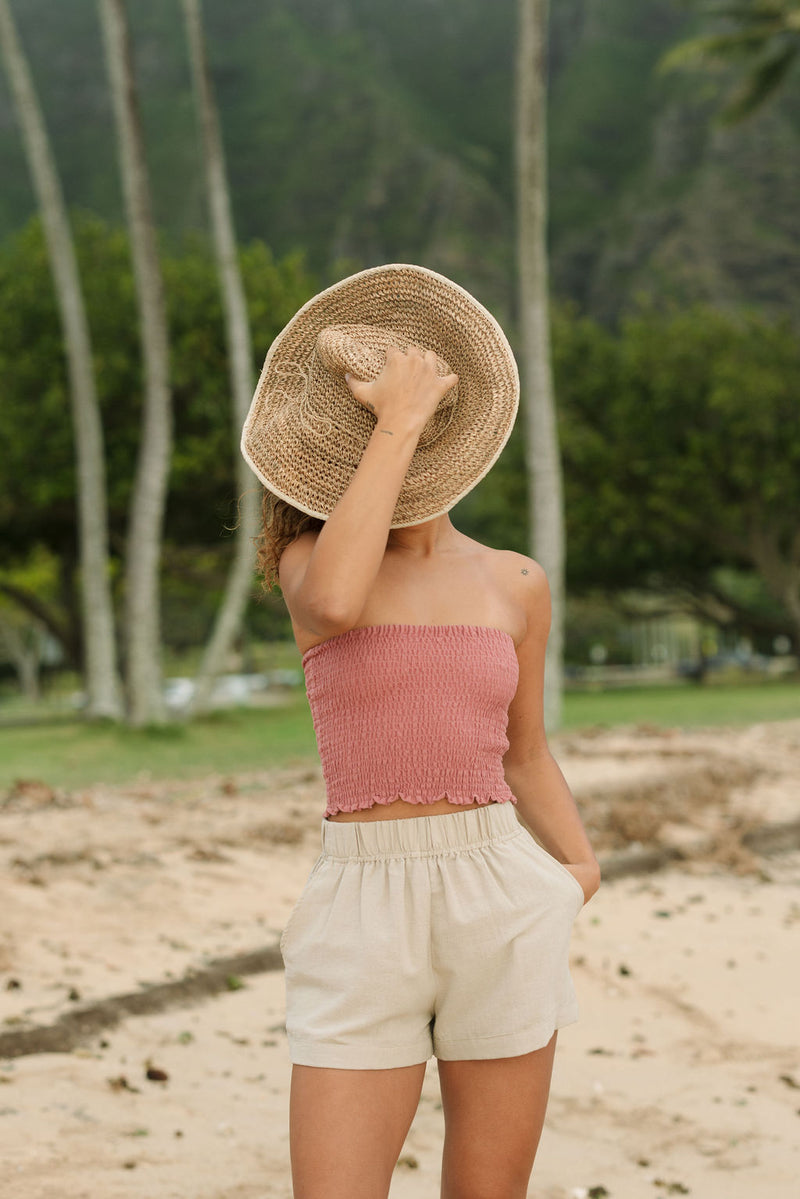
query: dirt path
[{"left": 2, "top": 720, "right": 799, "bottom": 1197}]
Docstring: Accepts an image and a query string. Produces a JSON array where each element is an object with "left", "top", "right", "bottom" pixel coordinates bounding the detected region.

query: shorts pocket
[
  {"left": 279, "top": 854, "right": 326, "bottom": 957},
  {"left": 515, "top": 833, "right": 585, "bottom": 914}
]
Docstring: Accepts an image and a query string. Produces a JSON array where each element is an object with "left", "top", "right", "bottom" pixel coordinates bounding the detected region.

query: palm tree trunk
[
  {"left": 0, "top": 616, "right": 42, "bottom": 702},
  {"left": 0, "top": 0, "right": 121, "bottom": 718},
  {"left": 180, "top": 0, "right": 260, "bottom": 715},
  {"left": 98, "top": 0, "right": 172, "bottom": 726},
  {"left": 515, "top": 0, "right": 564, "bottom": 731}
]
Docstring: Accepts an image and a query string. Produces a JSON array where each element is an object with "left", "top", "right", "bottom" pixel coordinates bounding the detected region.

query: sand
[{"left": 1, "top": 718, "right": 799, "bottom": 1198}]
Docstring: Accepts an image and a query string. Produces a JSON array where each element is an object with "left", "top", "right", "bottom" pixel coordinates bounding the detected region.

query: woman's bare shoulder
[
  {"left": 472, "top": 540, "right": 549, "bottom": 595},
  {"left": 477, "top": 545, "right": 551, "bottom": 639}
]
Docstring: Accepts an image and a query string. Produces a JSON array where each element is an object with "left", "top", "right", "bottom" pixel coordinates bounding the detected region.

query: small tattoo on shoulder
[
  {"left": 521, "top": 568, "right": 529, "bottom": 575},
  {"left": 380, "top": 428, "right": 394, "bottom": 435}
]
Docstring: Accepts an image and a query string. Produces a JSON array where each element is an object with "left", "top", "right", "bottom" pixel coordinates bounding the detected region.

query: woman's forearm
[
  {"left": 298, "top": 418, "right": 423, "bottom": 630},
  {"left": 505, "top": 752, "right": 600, "bottom": 885},
  {"left": 506, "top": 754, "right": 601, "bottom": 903}
]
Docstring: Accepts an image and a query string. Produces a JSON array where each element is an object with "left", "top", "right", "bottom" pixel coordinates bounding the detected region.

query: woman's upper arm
[
  {"left": 503, "top": 554, "right": 552, "bottom": 770},
  {"left": 276, "top": 530, "right": 320, "bottom": 630}
]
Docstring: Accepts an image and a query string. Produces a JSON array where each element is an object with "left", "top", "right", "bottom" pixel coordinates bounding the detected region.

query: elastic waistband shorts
[{"left": 280, "top": 800, "right": 585, "bottom": 1069}]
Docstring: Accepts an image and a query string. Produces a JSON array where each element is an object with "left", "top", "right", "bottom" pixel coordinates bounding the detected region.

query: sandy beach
[{"left": 1, "top": 718, "right": 799, "bottom": 1198}]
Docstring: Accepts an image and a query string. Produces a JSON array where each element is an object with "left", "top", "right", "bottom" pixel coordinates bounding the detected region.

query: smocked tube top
[{"left": 301, "top": 624, "right": 520, "bottom": 817}]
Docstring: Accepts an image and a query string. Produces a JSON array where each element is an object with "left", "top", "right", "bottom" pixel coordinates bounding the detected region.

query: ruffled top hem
[{"left": 325, "top": 792, "right": 518, "bottom": 817}]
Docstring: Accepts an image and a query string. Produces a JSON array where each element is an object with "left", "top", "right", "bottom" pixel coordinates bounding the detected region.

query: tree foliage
[
  {"left": 2, "top": 213, "right": 799, "bottom": 657},
  {"left": 660, "top": 1, "right": 800, "bottom": 123},
  {"left": 0, "top": 212, "right": 317, "bottom": 657},
  {"left": 554, "top": 301, "right": 800, "bottom": 645}
]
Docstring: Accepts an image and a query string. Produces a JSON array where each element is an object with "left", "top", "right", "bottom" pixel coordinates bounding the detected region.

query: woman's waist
[
  {"left": 319, "top": 795, "right": 521, "bottom": 858},
  {"left": 325, "top": 794, "right": 502, "bottom": 823}
]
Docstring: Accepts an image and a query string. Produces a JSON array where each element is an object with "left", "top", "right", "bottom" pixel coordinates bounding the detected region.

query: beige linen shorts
[{"left": 280, "top": 800, "right": 584, "bottom": 1069}]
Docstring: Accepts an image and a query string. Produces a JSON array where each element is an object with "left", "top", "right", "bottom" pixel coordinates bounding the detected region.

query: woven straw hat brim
[{"left": 240, "top": 263, "right": 519, "bottom": 528}]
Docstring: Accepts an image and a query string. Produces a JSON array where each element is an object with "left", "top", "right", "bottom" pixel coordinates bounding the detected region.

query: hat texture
[{"left": 240, "top": 263, "right": 519, "bottom": 528}]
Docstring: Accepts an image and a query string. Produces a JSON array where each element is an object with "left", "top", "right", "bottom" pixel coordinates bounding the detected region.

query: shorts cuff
[
  {"left": 287, "top": 1034, "right": 433, "bottom": 1070},
  {"left": 434, "top": 1006, "right": 579, "bottom": 1061}
]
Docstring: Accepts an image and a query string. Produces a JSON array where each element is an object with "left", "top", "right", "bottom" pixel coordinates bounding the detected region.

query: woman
[{"left": 242, "top": 264, "right": 600, "bottom": 1199}]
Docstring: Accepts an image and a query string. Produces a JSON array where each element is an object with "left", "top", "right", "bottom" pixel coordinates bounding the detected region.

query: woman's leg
[
  {"left": 289, "top": 1060, "right": 428, "bottom": 1199},
  {"left": 438, "top": 1030, "right": 558, "bottom": 1199}
]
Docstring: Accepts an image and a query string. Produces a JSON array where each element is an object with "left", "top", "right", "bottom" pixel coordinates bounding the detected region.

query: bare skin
[
  {"left": 288, "top": 1033, "right": 558, "bottom": 1199},
  {"left": 277, "top": 344, "right": 600, "bottom": 1198}
]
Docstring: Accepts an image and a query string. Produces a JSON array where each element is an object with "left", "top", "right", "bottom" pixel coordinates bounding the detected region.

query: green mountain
[{"left": 1, "top": 0, "right": 799, "bottom": 326}]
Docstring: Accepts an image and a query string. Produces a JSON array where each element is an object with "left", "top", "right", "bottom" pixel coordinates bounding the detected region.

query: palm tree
[
  {"left": 515, "top": 0, "right": 565, "bottom": 731},
  {"left": 97, "top": 0, "right": 172, "bottom": 726},
  {"left": 0, "top": 0, "right": 122, "bottom": 718},
  {"left": 659, "top": 1, "right": 800, "bottom": 123},
  {"left": 180, "top": 0, "right": 261, "bottom": 715}
]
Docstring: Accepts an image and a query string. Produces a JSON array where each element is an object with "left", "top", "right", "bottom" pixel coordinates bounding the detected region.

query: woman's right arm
[{"left": 278, "top": 345, "right": 458, "bottom": 637}]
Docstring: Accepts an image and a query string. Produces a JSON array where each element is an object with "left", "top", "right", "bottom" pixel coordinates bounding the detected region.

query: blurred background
[{"left": 1, "top": 0, "right": 799, "bottom": 784}]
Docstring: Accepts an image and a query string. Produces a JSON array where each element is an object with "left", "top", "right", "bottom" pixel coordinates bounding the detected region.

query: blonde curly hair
[{"left": 256, "top": 488, "right": 324, "bottom": 593}]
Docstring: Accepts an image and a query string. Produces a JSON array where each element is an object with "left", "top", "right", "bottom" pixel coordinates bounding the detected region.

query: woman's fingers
[
  {"left": 344, "top": 372, "right": 371, "bottom": 403},
  {"left": 344, "top": 343, "right": 457, "bottom": 427}
]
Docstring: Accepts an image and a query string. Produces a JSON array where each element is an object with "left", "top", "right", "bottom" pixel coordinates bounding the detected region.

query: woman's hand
[
  {"left": 345, "top": 343, "right": 458, "bottom": 435},
  {"left": 564, "top": 860, "right": 602, "bottom": 906}
]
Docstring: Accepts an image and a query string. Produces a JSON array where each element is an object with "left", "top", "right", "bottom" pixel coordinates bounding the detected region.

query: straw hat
[{"left": 240, "top": 262, "right": 519, "bottom": 528}]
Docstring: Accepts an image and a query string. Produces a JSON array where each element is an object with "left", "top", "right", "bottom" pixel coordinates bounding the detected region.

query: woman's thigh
[
  {"left": 438, "top": 1030, "right": 558, "bottom": 1199},
  {"left": 289, "top": 1060, "right": 428, "bottom": 1199}
]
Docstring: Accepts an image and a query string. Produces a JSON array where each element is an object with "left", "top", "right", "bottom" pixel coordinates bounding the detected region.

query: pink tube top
[{"left": 301, "top": 623, "right": 520, "bottom": 817}]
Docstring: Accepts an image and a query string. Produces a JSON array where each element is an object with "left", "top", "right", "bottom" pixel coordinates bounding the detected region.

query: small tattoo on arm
[
  {"left": 521, "top": 568, "right": 529, "bottom": 575},
  {"left": 379, "top": 428, "right": 394, "bottom": 435}
]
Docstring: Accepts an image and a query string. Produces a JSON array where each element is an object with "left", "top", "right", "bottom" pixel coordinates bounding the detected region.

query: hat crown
[
  {"left": 311, "top": 324, "right": 458, "bottom": 447},
  {"left": 316, "top": 324, "right": 454, "bottom": 387}
]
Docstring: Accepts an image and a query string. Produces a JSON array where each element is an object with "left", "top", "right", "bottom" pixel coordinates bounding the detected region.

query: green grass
[
  {"left": 0, "top": 679, "right": 797, "bottom": 791},
  {"left": 0, "top": 695, "right": 317, "bottom": 791},
  {"left": 562, "top": 679, "right": 800, "bottom": 731}
]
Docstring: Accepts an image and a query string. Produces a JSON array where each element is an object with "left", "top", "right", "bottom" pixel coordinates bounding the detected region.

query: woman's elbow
[{"left": 301, "top": 594, "right": 363, "bottom": 639}]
